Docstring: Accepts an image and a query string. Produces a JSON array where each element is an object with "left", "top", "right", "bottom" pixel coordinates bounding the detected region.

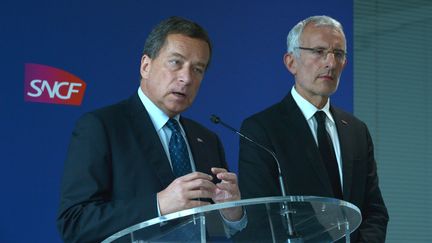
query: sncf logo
[{"left": 24, "top": 63, "right": 86, "bottom": 106}]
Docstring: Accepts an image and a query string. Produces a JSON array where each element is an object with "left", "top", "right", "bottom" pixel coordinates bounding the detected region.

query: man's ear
[
  {"left": 283, "top": 53, "right": 297, "bottom": 76},
  {"left": 140, "top": 55, "right": 152, "bottom": 79}
]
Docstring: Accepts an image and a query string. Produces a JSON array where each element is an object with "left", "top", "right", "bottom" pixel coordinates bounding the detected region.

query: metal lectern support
[
  {"left": 280, "top": 200, "right": 303, "bottom": 243},
  {"left": 266, "top": 200, "right": 303, "bottom": 243},
  {"left": 193, "top": 213, "right": 206, "bottom": 243},
  {"left": 265, "top": 204, "right": 277, "bottom": 243},
  {"left": 345, "top": 219, "right": 350, "bottom": 243}
]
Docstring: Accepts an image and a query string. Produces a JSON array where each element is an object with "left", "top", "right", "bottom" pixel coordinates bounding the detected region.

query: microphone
[
  {"left": 211, "top": 114, "right": 298, "bottom": 239},
  {"left": 210, "top": 114, "right": 286, "bottom": 196}
]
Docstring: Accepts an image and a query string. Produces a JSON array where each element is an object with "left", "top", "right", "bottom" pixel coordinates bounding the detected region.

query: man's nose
[
  {"left": 178, "top": 66, "right": 193, "bottom": 84},
  {"left": 324, "top": 52, "right": 337, "bottom": 69}
]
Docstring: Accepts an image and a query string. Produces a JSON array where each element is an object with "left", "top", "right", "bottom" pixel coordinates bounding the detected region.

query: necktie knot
[
  {"left": 166, "top": 119, "right": 181, "bottom": 134},
  {"left": 314, "top": 111, "right": 327, "bottom": 126}
]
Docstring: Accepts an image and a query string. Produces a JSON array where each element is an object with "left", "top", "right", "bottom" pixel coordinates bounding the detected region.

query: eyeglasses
[{"left": 296, "top": 47, "right": 347, "bottom": 62}]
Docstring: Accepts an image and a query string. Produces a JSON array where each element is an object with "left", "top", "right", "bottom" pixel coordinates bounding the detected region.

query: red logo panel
[{"left": 24, "top": 63, "right": 86, "bottom": 106}]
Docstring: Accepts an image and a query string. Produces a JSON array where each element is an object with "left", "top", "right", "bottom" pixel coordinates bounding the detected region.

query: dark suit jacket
[
  {"left": 57, "top": 93, "right": 228, "bottom": 243},
  {"left": 238, "top": 94, "right": 388, "bottom": 243}
]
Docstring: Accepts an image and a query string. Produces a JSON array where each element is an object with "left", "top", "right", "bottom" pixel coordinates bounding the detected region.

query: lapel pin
[
  {"left": 197, "top": 138, "right": 204, "bottom": 143},
  {"left": 341, "top": 120, "right": 348, "bottom": 125}
]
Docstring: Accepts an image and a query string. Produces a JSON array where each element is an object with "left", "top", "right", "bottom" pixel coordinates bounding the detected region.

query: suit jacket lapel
[
  {"left": 331, "top": 107, "right": 354, "bottom": 200},
  {"left": 280, "top": 95, "right": 334, "bottom": 195},
  {"left": 127, "top": 93, "right": 175, "bottom": 188}
]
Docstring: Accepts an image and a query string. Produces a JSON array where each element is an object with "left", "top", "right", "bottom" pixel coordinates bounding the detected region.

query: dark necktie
[
  {"left": 315, "top": 111, "right": 343, "bottom": 199},
  {"left": 166, "top": 119, "right": 192, "bottom": 178}
]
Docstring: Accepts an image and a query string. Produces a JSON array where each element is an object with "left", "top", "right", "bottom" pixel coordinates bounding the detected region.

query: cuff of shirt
[{"left": 220, "top": 208, "right": 248, "bottom": 237}]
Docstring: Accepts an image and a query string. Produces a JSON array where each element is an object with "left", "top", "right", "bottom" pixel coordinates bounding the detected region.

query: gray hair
[{"left": 287, "top": 15, "right": 346, "bottom": 57}]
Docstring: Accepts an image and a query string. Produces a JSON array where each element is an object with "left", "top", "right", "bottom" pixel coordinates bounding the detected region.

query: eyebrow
[
  {"left": 310, "top": 45, "right": 345, "bottom": 51},
  {"left": 169, "top": 52, "right": 207, "bottom": 68},
  {"left": 169, "top": 52, "right": 185, "bottom": 59},
  {"left": 308, "top": 45, "right": 342, "bottom": 49}
]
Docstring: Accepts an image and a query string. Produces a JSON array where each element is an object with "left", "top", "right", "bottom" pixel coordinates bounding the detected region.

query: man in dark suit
[
  {"left": 238, "top": 15, "right": 388, "bottom": 242},
  {"left": 57, "top": 16, "right": 244, "bottom": 243}
]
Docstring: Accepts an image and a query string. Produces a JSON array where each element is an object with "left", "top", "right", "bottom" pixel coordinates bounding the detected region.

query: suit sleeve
[
  {"left": 216, "top": 134, "right": 228, "bottom": 170},
  {"left": 238, "top": 117, "right": 281, "bottom": 199},
  {"left": 357, "top": 126, "right": 389, "bottom": 243},
  {"left": 57, "top": 113, "right": 159, "bottom": 243}
]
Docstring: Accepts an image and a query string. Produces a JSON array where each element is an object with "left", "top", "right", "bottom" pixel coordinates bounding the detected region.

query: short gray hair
[{"left": 287, "top": 15, "right": 346, "bottom": 57}]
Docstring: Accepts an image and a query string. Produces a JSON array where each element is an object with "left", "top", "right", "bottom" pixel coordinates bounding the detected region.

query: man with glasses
[{"left": 238, "top": 15, "right": 388, "bottom": 242}]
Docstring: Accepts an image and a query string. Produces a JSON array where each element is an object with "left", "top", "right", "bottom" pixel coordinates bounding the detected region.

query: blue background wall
[{"left": 0, "top": 0, "right": 352, "bottom": 242}]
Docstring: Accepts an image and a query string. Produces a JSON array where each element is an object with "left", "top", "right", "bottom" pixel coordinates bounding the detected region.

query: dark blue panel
[{"left": 0, "top": 0, "right": 352, "bottom": 242}]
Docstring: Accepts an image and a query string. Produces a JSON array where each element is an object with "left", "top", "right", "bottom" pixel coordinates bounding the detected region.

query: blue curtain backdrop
[{"left": 0, "top": 0, "right": 352, "bottom": 242}]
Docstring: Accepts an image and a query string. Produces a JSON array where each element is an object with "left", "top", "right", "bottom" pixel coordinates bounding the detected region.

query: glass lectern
[{"left": 103, "top": 196, "right": 361, "bottom": 243}]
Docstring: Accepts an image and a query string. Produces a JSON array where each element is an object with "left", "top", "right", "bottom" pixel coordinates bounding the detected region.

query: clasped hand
[{"left": 157, "top": 167, "right": 243, "bottom": 221}]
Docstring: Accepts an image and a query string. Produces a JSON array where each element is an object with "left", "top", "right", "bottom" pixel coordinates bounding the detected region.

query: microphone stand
[{"left": 210, "top": 115, "right": 302, "bottom": 242}]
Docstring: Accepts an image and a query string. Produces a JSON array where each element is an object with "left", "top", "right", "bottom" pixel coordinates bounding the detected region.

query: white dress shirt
[
  {"left": 137, "top": 87, "right": 246, "bottom": 235},
  {"left": 291, "top": 86, "right": 343, "bottom": 188},
  {"left": 138, "top": 87, "right": 196, "bottom": 172}
]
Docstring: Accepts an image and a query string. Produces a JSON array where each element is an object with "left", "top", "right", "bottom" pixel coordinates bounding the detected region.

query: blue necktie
[
  {"left": 166, "top": 119, "right": 192, "bottom": 178},
  {"left": 315, "top": 111, "right": 343, "bottom": 199}
]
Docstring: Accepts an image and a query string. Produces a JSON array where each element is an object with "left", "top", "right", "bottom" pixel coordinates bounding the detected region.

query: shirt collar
[
  {"left": 290, "top": 86, "right": 334, "bottom": 123},
  {"left": 137, "top": 87, "right": 180, "bottom": 131}
]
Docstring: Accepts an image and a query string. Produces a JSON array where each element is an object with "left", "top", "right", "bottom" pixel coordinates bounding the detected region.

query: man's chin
[
  {"left": 319, "top": 83, "right": 338, "bottom": 96},
  {"left": 166, "top": 105, "right": 189, "bottom": 117}
]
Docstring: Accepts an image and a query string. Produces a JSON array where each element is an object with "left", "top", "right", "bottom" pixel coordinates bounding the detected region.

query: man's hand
[
  {"left": 211, "top": 167, "right": 243, "bottom": 221},
  {"left": 157, "top": 172, "right": 216, "bottom": 215}
]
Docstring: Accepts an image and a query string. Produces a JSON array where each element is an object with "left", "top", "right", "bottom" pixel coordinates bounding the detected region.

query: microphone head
[{"left": 210, "top": 114, "right": 220, "bottom": 124}]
